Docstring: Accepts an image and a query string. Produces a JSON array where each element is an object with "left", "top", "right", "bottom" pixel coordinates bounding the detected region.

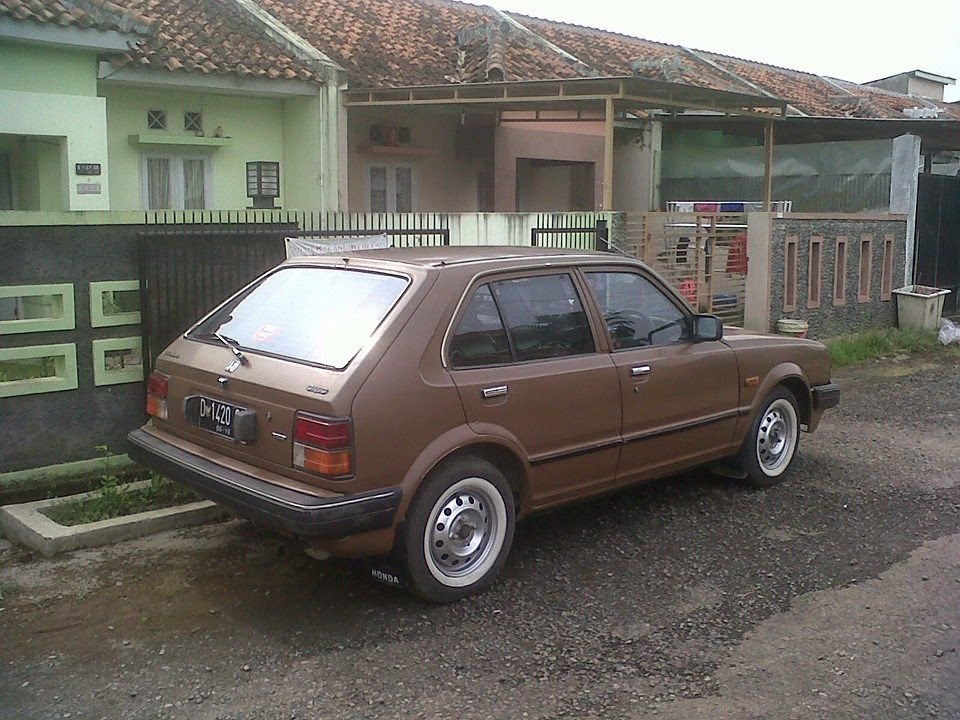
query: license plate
[{"left": 195, "top": 396, "right": 241, "bottom": 439}]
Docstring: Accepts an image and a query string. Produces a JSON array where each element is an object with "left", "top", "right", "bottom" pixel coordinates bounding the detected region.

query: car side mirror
[{"left": 690, "top": 314, "right": 723, "bottom": 342}]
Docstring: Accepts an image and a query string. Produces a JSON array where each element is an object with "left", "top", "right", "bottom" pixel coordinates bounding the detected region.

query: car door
[
  {"left": 582, "top": 268, "right": 740, "bottom": 483},
  {"left": 447, "top": 271, "right": 621, "bottom": 507}
]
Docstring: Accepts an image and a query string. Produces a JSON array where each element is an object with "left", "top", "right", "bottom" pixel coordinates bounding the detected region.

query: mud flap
[
  {"left": 367, "top": 558, "right": 408, "bottom": 590},
  {"left": 710, "top": 457, "right": 748, "bottom": 480}
]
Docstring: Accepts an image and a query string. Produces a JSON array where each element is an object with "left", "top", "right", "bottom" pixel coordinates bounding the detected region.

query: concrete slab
[{"left": 0, "top": 480, "right": 227, "bottom": 557}]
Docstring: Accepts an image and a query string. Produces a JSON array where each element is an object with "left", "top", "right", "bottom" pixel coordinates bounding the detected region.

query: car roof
[{"left": 284, "top": 245, "right": 635, "bottom": 269}]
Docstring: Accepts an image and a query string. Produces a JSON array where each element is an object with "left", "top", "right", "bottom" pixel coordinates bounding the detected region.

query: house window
[
  {"left": 147, "top": 110, "right": 166, "bottom": 130},
  {"left": 858, "top": 234, "right": 873, "bottom": 303},
  {"left": 184, "top": 111, "right": 203, "bottom": 134},
  {"left": 881, "top": 234, "right": 894, "bottom": 301},
  {"left": 369, "top": 165, "right": 415, "bottom": 212},
  {"left": 807, "top": 236, "right": 822, "bottom": 309},
  {"left": 142, "top": 155, "right": 209, "bottom": 210},
  {"left": 784, "top": 235, "right": 798, "bottom": 312},
  {"left": 834, "top": 237, "right": 847, "bottom": 306}
]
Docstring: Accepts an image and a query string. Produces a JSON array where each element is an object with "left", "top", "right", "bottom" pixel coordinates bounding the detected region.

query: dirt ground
[{"left": 2, "top": 355, "right": 959, "bottom": 720}]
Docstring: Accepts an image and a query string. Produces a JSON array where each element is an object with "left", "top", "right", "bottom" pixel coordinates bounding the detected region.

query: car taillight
[
  {"left": 145, "top": 371, "right": 169, "bottom": 420},
  {"left": 293, "top": 413, "right": 353, "bottom": 478}
]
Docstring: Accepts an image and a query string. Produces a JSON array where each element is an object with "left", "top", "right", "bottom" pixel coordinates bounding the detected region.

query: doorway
[{"left": 515, "top": 159, "right": 595, "bottom": 212}]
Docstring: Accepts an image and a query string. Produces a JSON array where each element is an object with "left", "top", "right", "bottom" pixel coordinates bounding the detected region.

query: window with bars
[
  {"left": 184, "top": 111, "right": 203, "bottom": 134},
  {"left": 147, "top": 110, "right": 166, "bottom": 130}
]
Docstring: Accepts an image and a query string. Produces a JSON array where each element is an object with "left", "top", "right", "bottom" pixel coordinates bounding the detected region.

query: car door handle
[
  {"left": 482, "top": 385, "right": 508, "bottom": 399},
  {"left": 631, "top": 365, "right": 651, "bottom": 377}
]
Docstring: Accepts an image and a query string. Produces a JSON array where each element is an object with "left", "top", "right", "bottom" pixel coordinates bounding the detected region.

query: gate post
[{"left": 743, "top": 213, "right": 773, "bottom": 333}]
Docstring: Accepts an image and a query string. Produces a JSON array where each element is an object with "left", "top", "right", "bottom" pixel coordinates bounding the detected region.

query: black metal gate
[
  {"left": 138, "top": 223, "right": 294, "bottom": 370},
  {"left": 530, "top": 213, "right": 609, "bottom": 250},
  {"left": 915, "top": 174, "right": 960, "bottom": 313}
]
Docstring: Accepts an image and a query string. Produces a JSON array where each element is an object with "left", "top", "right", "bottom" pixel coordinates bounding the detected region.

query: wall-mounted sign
[
  {"left": 75, "top": 163, "right": 102, "bottom": 176},
  {"left": 76, "top": 183, "right": 102, "bottom": 195}
]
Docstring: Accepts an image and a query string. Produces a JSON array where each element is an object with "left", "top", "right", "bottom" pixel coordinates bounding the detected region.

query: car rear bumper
[
  {"left": 812, "top": 382, "right": 841, "bottom": 411},
  {"left": 127, "top": 428, "right": 401, "bottom": 539}
]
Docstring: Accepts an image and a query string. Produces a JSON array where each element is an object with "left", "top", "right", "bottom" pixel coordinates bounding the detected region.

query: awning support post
[
  {"left": 603, "top": 97, "right": 615, "bottom": 211},
  {"left": 763, "top": 121, "right": 774, "bottom": 210}
]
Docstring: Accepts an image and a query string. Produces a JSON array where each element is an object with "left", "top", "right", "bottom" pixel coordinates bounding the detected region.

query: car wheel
[
  {"left": 738, "top": 387, "right": 800, "bottom": 488},
  {"left": 401, "top": 457, "right": 515, "bottom": 603}
]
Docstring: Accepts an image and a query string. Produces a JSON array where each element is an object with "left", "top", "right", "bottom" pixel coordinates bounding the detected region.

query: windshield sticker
[{"left": 253, "top": 324, "right": 280, "bottom": 343}]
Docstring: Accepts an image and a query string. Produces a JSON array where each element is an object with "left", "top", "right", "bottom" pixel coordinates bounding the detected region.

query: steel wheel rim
[
  {"left": 756, "top": 398, "right": 797, "bottom": 475},
  {"left": 423, "top": 477, "right": 507, "bottom": 587}
]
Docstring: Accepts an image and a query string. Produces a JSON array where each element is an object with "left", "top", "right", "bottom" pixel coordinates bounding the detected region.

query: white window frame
[
  {"left": 366, "top": 162, "right": 417, "bottom": 213},
  {"left": 140, "top": 153, "right": 212, "bottom": 210}
]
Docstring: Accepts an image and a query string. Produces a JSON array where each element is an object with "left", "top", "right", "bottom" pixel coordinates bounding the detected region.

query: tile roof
[
  {"left": 255, "top": 0, "right": 497, "bottom": 87},
  {"left": 514, "top": 13, "right": 956, "bottom": 120},
  {"left": 512, "top": 15, "right": 750, "bottom": 95},
  {"left": 450, "top": 18, "right": 584, "bottom": 83},
  {"left": 830, "top": 77, "right": 960, "bottom": 120},
  {"left": 108, "top": 0, "right": 319, "bottom": 81},
  {"left": 269, "top": 0, "right": 951, "bottom": 119},
  {"left": 7, "top": 0, "right": 956, "bottom": 119},
  {"left": 0, "top": 0, "right": 150, "bottom": 34}
]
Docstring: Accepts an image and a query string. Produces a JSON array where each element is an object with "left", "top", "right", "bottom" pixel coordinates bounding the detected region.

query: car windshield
[{"left": 187, "top": 266, "right": 409, "bottom": 369}]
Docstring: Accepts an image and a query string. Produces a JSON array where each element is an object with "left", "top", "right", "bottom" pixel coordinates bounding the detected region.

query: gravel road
[{"left": 2, "top": 355, "right": 959, "bottom": 720}]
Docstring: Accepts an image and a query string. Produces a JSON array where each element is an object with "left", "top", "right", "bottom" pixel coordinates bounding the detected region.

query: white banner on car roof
[{"left": 284, "top": 234, "right": 390, "bottom": 258}]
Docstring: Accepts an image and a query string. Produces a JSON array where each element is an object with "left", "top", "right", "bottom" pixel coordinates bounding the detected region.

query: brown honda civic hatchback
[{"left": 128, "top": 246, "right": 839, "bottom": 602}]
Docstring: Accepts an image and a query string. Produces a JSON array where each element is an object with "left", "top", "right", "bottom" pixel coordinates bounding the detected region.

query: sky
[{"left": 459, "top": 0, "right": 960, "bottom": 102}]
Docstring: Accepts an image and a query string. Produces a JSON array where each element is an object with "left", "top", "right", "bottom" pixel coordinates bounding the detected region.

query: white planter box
[
  {"left": 892, "top": 285, "right": 951, "bottom": 331},
  {"left": 0, "top": 480, "right": 226, "bottom": 556}
]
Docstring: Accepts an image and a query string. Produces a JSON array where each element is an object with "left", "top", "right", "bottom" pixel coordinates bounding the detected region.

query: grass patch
[
  {"left": 45, "top": 470, "right": 199, "bottom": 527},
  {"left": 824, "top": 327, "right": 958, "bottom": 368}
]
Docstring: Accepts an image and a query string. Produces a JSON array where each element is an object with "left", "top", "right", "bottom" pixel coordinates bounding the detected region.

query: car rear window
[{"left": 187, "top": 266, "right": 409, "bottom": 369}]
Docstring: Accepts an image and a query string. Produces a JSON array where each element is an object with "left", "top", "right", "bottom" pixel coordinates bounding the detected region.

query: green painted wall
[
  {"left": 0, "top": 40, "right": 97, "bottom": 96},
  {"left": 281, "top": 95, "right": 324, "bottom": 209},
  {"left": 0, "top": 41, "right": 107, "bottom": 210},
  {"left": 102, "top": 86, "right": 287, "bottom": 210}
]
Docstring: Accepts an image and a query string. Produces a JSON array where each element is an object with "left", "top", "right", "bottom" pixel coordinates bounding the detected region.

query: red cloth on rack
[{"left": 726, "top": 234, "right": 748, "bottom": 274}]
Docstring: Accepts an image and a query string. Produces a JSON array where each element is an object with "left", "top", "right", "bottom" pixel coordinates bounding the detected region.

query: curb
[
  {"left": 0, "top": 454, "right": 137, "bottom": 505},
  {"left": 0, "top": 480, "right": 227, "bottom": 557}
]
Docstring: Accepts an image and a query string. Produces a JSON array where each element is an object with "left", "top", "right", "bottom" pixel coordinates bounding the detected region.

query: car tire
[
  {"left": 401, "top": 457, "right": 515, "bottom": 603},
  {"left": 737, "top": 387, "right": 800, "bottom": 488}
]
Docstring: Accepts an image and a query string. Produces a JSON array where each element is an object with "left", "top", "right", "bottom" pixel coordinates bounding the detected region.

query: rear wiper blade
[
  {"left": 194, "top": 330, "right": 248, "bottom": 365},
  {"left": 214, "top": 331, "right": 248, "bottom": 365}
]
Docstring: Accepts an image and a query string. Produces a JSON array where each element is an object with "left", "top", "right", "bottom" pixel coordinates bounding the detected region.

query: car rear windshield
[{"left": 187, "top": 266, "right": 409, "bottom": 369}]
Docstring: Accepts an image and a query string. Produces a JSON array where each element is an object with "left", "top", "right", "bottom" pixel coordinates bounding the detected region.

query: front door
[
  {"left": 582, "top": 269, "right": 739, "bottom": 483},
  {"left": 448, "top": 272, "right": 621, "bottom": 507}
]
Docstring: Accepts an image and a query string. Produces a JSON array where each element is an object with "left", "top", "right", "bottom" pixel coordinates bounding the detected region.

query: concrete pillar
[
  {"left": 612, "top": 121, "right": 662, "bottom": 212},
  {"left": 889, "top": 133, "right": 921, "bottom": 286},
  {"left": 602, "top": 98, "right": 614, "bottom": 210},
  {"left": 744, "top": 212, "right": 773, "bottom": 332}
]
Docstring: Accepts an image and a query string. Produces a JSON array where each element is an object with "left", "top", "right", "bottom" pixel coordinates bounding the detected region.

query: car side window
[
  {"left": 585, "top": 271, "right": 686, "bottom": 349},
  {"left": 449, "top": 285, "right": 513, "bottom": 368},
  {"left": 490, "top": 274, "right": 594, "bottom": 361}
]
